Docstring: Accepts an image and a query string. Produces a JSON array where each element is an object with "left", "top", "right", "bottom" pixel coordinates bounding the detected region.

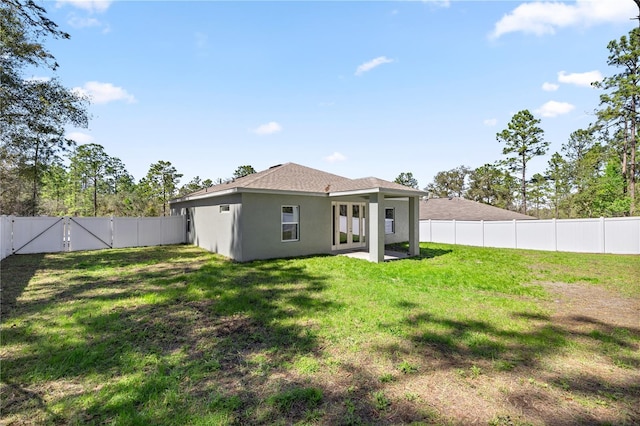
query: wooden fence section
[
  {"left": 420, "top": 217, "right": 640, "bottom": 255},
  {"left": 0, "top": 215, "right": 186, "bottom": 261}
]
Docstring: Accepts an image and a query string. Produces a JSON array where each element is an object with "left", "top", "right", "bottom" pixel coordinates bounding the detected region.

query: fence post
[
  {"left": 453, "top": 219, "right": 456, "bottom": 245},
  {"left": 600, "top": 217, "right": 606, "bottom": 253},
  {"left": 513, "top": 219, "right": 517, "bottom": 249},
  {"left": 553, "top": 218, "right": 557, "bottom": 252},
  {"left": 63, "top": 216, "right": 69, "bottom": 252},
  {"left": 110, "top": 215, "right": 114, "bottom": 248},
  {"left": 481, "top": 220, "right": 485, "bottom": 247}
]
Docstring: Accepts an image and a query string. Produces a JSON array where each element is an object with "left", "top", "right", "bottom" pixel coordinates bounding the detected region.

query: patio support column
[
  {"left": 409, "top": 196, "right": 420, "bottom": 256},
  {"left": 368, "top": 192, "right": 385, "bottom": 263}
]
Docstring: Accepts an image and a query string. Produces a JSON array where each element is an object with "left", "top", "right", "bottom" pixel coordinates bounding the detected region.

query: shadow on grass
[
  {"left": 0, "top": 253, "right": 44, "bottom": 318},
  {"left": 385, "top": 242, "right": 453, "bottom": 259},
  {"left": 1, "top": 246, "right": 433, "bottom": 424},
  {"left": 372, "top": 308, "right": 640, "bottom": 425}
]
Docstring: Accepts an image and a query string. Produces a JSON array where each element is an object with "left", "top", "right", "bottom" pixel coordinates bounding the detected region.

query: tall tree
[
  {"left": 140, "top": 161, "right": 183, "bottom": 216},
  {"left": 39, "top": 161, "right": 68, "bottom": 215},
  {"left": 528, "top": 173, "right": 549, "bottom": 218},
  {"left": 467, "top": 163, "right": 517, "bottom": 209},
  {"left": 179, "top": 176, "right": 214, "bottom": 196},
  {"left": 593, "top": 27, "right": 640, "bottom": 215},
  {"left": 425, "top": 166, "right": 469, "bottom": 198},
  {"left": 496, "top": 109, "right": 548, "bottom": 215},
  {"left": 545, "top": 152, "right": 571, "bottom": 218},
  {"left": 233, "top": 165, "right": 256, "bottom": 179},
  {"left": 0, "top": 0, "right": 89, "bottom": 215},
  {"left": 68, "top": 144, "right": 112, "bottom": 216},
  {"left": 394, "top": 172, "right": 419, "bottom": 189}
]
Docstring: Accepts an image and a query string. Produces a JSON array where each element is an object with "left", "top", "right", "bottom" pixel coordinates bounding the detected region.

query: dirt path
[{"left": 540, "top": 281, "right": 640, "bottom": 329}]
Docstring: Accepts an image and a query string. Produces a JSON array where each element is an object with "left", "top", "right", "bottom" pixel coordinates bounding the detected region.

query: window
[
  {"left": 385, "top": 208, "right": 395, "bottom": 234},
  {"left": 281, "top": 205, "right": 299, "bottom": 241},
  {"left": 220, "top": 204, "right": 230, "bottom": 213}
]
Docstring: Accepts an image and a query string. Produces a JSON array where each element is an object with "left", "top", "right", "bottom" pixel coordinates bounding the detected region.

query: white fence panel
[
  {"left": 68, "top": 217, "right": 113, "bottom": 252},
  {"left": 138, "top": 217, "right": 164, "bottom": 247},
  {"left": 0, "top": 215, "right": 187, "bottom": 260},
  {"left": 161, "top": 216, "right": 186, "bottom": 245},
  {"left": 1, "top": 216, "right": 12, "bottom": 260},
  {"left": 517, "top": 220, "right": 556, "bottom": 251},
  {"left": 455, "top": 221, "right": 483, "bottom": 247},
  {"left": 605, "top": 217, "right": 640, "bottom": 254},
  {"left": 12, "top": 216, "right": 65, "bottom": 254},
  {"left": 556, "top": 219, "right": 601, "bottom": 253},
  {"left": 419, "top": 221, "right": 431, "bottom": 243},
  {"left": 112, "top": 217, "right": 139, "bottom": 248},
  {"left": 483, "top": 221, "right": 516, "bottom": 249},
  {"left": 420, "top": 217, "right": 640, "bottom": 255},
  {"left": 431, "top": 220, "right": 456, "bottom": 244}
]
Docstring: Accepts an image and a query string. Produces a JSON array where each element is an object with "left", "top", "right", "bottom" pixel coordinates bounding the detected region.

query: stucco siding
[
  {"left": 240, "top": 193, "right": 331, "bottom": 261},
  {"left": 171, "top": 194, "right": 242, "bottom": 259},
  {"left": 384, "top": 199, "right": 409, "bottom": 244}
]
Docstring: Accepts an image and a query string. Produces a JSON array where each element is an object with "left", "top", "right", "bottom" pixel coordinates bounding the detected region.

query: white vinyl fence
[
  {"left": 420, "top": 217, "right": 640, "bottom": 255},
  {"left": 0, "top": 215, "right": 186, "bottom": 261}
]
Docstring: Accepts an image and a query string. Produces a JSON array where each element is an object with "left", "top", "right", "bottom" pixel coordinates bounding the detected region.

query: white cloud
[
  {"left": 73, "top": 81, "right": 136, "bottom": 104},
  {"left": 66, "top": 132, "right": 95, "bottom": 144},
  {"left": 490, "top": 0, "right": 635, "bottom": 39},
  {"left": 542, "top": 82, "right": 559, "bottom": 91},
  {"left": 56, "top": 0, "right": 112, "bottom": 13},
  {"left": 325, "top": 152, "right": 347, "bottom": 163},
  {"left": 252, "top": 121, "right": 282, "bottom": 135},
  {"left": 483, "top": 118, "right": 498, "bottom": 126},
  {"left": 536, "top": 100, "right": 575, "bottom": 118},
  {"left": 558, "top": 70, "right": 603, "bottom": 87},
  {"left": 355, "top": 56, "right": 394, "bottom": 76},
  {"left": 67, "top": 14, "right": 102, "bottom": 29}
]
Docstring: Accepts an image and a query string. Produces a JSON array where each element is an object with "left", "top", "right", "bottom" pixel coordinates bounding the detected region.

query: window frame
[
  {"left": 281, "top": 205, "right": 300, "bottom": 242},
  {"left": 219, "top": 204, "right": 230, "bottom": 213}
]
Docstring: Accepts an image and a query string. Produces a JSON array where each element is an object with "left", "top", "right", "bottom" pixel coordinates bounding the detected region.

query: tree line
[
  {"left": 398, "top": 18, "right": 639, "bottom": 219},
  {"left": 0, "top": 1, "right": 256, "bottom": 217}
]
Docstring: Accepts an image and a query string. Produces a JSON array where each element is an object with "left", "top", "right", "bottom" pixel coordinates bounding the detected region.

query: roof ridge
[{"left": 235, "top": 162, "right": 290, "bottom": 185}]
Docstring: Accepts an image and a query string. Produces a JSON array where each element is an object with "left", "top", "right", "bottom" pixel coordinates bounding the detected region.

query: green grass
[{"left": 1, "top": 243, "right": 638, "bottom": 425}]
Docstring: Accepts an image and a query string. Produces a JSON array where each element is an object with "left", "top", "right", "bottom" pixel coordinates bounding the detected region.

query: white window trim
[{"left": 281, "top": 205, "right": 300, "bottom": 242}]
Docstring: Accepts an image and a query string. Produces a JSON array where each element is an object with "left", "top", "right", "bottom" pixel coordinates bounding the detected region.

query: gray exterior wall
[
  {"left": 171, "top": 194, "right": 242, "bottom": 260},
  {"left": 240, "top": 193, "right": 331, "bottom": 261},
  {"left": 171, "top": 192, "right": 411, "bottom": 262},
  {"left": 384, "top": 198, "right": 409, "bottom": 245}
]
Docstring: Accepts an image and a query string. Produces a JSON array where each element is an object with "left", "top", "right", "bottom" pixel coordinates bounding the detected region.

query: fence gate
[
  {"left": 67, "top": 217, "right": 113, "bottom": 252},
  {"left": 12, "top": 216, "right": 66, "bottom": 254},
  {"left": 1, "top": 215, "right": 187, "bottom": 260}
]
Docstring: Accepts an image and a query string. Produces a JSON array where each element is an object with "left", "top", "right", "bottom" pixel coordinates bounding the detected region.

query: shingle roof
[
  {"left": 420, "top": 197, "right": 537, "bottom": 221},
  {"left": 172, "top": 163, "right": 426, "bottom": 202}
]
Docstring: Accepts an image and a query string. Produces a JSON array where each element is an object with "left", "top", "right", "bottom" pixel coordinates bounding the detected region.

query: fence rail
[
  {"left": 419, "top": 217, "right": 640, "bottom": 255},
  {"left": 1, "top": 215, "right": 186, "bottom": 261}
]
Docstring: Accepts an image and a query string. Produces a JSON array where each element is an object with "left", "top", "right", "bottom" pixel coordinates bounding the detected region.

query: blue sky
[{"left": 38, "top": 0, "right": 638, "bottom": 188}]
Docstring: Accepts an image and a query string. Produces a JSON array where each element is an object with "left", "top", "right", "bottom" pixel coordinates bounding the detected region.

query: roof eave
[
  {"left": 329, "top": 188, "right": 427, "bottom": 197},
  {"left": 170, "top": 187, "right": 328, "bottom": 204}
]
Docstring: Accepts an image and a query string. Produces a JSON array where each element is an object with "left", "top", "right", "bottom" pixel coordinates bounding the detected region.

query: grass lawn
[{"left": 1, "top": 244, "right": 639, "bottom": 425}]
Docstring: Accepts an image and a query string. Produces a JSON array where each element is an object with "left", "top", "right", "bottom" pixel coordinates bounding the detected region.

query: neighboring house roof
[
  {"left": 420, "top": 197, "right": 536, "bottom": 221},
  {"left": 171, "top": 162, "right": 426, "bottom": 203}
]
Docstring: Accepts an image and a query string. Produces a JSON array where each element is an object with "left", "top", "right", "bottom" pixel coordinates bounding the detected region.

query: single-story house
[
  {"left": 420, "top": 197, "right": 537, "bottom": 221},
  {"left": 170, "top": 163, "right": 427, "bottom": 262}
]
